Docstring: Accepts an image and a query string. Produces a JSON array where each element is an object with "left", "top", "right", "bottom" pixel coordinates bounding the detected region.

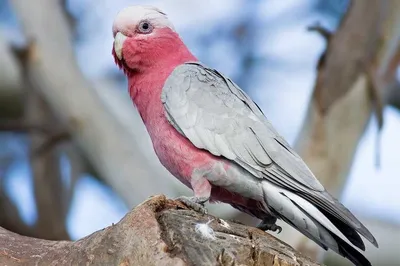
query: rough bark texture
[
  {"left": 293, "top": 0, "right": 400, "bottom": 259},
  {"left": 0, "top": 195, "right": 319, "bottom": 266}
]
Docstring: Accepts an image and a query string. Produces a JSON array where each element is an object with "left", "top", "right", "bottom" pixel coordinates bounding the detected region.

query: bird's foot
[
  {"left": 257, "top": 217, "right": 282, "bottom": 233},
  {"left": 175, "top": 196, "right": 209, "bottom": 214},
  {"left": 257, "top": 223, "right": 282, "bottom": 233}
]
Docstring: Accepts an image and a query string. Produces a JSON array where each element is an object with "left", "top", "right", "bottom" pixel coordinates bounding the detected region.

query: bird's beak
[{"left": 114, "top": 32, "right": 127, "bottom": 60}]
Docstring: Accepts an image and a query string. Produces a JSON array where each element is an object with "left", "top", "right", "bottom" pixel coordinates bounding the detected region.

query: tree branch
[
  {"left": 307, "top": 22, "right": 332, "bottom": 42},
  {"left": 21, "top": 48, "right": 70, "bottom": 240},
  {"left": 61, "top": 143, "right": 82, "bottom": 212},
  {"left": 0, "top": 120, "right": 54, "bottom": 134},
  {"left": 0, "top": 195, "right": 319, "bottom": 266}
]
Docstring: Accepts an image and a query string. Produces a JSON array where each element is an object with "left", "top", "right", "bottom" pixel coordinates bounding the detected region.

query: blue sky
[{"left": 2, "top": 0, "right": 399, "bottom": 240}]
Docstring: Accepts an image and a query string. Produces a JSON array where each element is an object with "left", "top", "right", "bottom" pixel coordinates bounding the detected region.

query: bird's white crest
[{"left": 112, "top": 5, "right": 175, "bottom": 35}]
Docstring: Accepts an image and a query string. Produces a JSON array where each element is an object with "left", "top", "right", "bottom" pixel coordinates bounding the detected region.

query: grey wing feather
[
  {"left": 162, "top": 62, "right": 323, "bottom": 189},
  {"left": 161, "top": 62, "right": 377, "bottom": 247}
]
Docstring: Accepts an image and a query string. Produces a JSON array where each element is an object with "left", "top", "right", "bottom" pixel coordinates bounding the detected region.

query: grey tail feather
[
  {"left": 307, "top": 191, "right": 379, "bottom": 248},
  {"left": 325, "top": 193, "right": 379, "bottom": 248},
  {"left": 281, "top": 200, "right": 372, "bottom": 266},
  {"left": 317, "top": 207, "right": 365, "bottom": 250},
  {"left": 282, "top": 213, "right": 371, "bottom": 266},
  {"left": 277, "top": 214, "right": 329, "bottom": 250},
  {"left": 331, "top": 234, "right": 372, "bottom": 266}
]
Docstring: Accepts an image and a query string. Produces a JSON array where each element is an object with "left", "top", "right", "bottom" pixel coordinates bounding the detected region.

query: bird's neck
[{"left": 127, "top": 44, "right": 197, "bottom": 125}]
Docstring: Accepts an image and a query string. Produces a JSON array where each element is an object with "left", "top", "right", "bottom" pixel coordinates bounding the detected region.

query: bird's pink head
[{"left": 112, "top": 5, "right": 196, "bottom": 76}]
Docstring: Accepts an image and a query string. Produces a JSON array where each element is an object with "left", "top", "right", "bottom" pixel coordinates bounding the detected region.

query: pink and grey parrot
[{"left": 112, "top": 6, "right": 378, "bottom": 266}]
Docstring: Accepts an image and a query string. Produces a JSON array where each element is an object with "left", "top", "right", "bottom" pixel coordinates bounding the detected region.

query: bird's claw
[
  {"left": 271, "top": 224, "right": 282, "bottom": 234},
  {"left": 257, "top": 220, "right": 282, "bottom": 234},
  {"left": 175, "top": 196, "right": 209, "bottom": 214}
]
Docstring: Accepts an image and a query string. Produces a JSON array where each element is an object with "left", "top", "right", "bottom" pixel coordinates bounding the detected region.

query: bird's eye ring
[{"left": 138, "top": 21, "right": 153, "bottom": 34}]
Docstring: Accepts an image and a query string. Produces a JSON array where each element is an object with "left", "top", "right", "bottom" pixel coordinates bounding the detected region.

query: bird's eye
[{"left": 138, "top": 21, "right": 153, "bottom": 34}]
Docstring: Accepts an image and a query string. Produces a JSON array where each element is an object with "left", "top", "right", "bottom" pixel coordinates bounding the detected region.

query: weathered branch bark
[
  {"left": 293, "top": 0, "right": 400, "bottom": 259},
  {"left": 9, "top": 0, "right": 174, "bottom": 207},
  {"left": 0, "top": 195, "right": 319, "bottom": 266}
]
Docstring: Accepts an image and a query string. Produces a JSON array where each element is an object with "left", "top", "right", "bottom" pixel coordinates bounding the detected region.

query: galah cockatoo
[{"left": 112, "top": 6, "right": 377, "bottom": 266}]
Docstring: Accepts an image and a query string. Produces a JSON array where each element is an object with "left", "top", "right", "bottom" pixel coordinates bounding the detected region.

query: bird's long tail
[{"left": 262, "top": 181, "right": 372, "bottom": 266}]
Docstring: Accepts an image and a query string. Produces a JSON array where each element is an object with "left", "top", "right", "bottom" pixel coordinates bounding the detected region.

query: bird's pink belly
[
  {"left": 150, "top": 120, "right": 215, "bottom": 188},
  {"left": 146, "top": 117, "right": 265, "bottom": 211}
]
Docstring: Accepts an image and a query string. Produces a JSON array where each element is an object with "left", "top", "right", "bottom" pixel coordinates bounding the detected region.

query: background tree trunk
[
  {"left": 292, "top": 0, "right": 400, "bottom": 260},
  {"left": 9, "top": 0, "right": 175, "bottom": 208}
]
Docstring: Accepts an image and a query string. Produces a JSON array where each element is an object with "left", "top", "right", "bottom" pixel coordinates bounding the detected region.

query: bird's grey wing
[
  {"left": 162, "top": 62, "right": 323, "bottom": 191},
  {"left": 161, "top": 62, "right": 377, "bottom": 247}
]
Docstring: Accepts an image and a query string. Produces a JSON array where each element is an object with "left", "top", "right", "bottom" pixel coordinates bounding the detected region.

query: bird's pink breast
[
  {"left": 143, "top": 109, "right": 258, "bottom": 207},
  {"left": 129, "top": 69, "right": 217, "bottom": 190},
  {"left": 148, "top": 109, "right": 215, "bottom": 188}
]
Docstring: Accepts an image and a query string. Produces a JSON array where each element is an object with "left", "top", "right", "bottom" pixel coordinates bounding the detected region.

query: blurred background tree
[{"left": 0, "top": 0, "right": 399, "bottom": 265}]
